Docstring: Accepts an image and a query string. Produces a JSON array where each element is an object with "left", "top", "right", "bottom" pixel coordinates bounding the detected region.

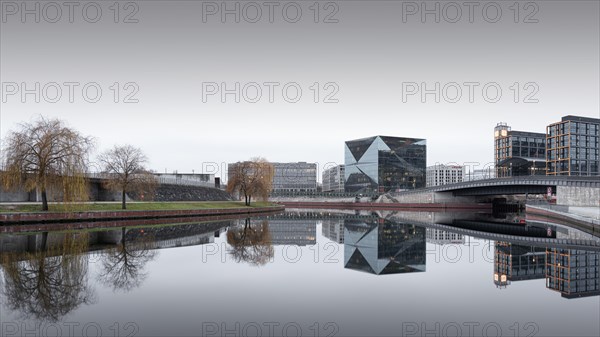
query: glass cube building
[{"left": 344, "top": 136, "right": 426, "bottom": 193}]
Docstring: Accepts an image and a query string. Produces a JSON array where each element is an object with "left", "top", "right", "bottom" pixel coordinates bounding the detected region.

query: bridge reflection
[{"left": 0, "top": 210, "right": 598, "bottom": 303}]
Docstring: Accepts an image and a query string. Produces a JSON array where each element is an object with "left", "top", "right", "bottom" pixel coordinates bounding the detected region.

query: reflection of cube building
[
  {"left": 493, "top": 242, "right": 546, "bottom": 288},
  {"left": 344, "top": 136, "right": 426, "bottom": 193},
  {"left": 546, "top": 248, "right": 600, "bottom": 298},
  {"left": 321, "top": 219, "right": 344, "bottom": 243},
  {"left": 344, "top": 218, "right": 426, "bottom": 275},
  {"left": 426, "top": 229, "right": 465, "bottom": 245}
]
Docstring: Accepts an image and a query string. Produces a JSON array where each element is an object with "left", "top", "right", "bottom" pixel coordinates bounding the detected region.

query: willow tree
[
  {"left": 227, "top": 157, "right": 274, "bottom": 206},
  {"left": 1, "top": 117, "right": 94, "bottom": 211},
  {"left": 98, "top": 145, "right": 156, "bottom": 210},
  {"left": 226, "top": 219, "right": 273, "bottom": 266},
  {"left": 0, "top": 233, "right": 96, "bottom": 321}
]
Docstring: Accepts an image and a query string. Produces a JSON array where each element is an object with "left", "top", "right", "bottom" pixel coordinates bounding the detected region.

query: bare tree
[
  {"left": 227, "top": 157, "right": 274, "bottom": 206},
  {"left": 98, "top": 145, "right": 156, "bottom": 209},
  {"left": 1, "top": 117, "right": 94, "bottom": 211},
  {"left": 97, "top": 227, "right": 157, "bottom": 293}
]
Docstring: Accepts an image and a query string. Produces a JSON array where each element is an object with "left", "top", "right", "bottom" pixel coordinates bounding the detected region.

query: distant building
[
  {"left": 322, "top": 165, "right": 345, "bottom": 193},
  {"left": 321, "top": 219, "right": 344, "bottom": 243},
  {"left": 426, "top": 229, "right": 465, "bottom": 245},
  {"left": 268, "top": 220, "right": 317, "bottom": 246},
  {"left": 426, "top": 164, "right": 464, "bottom": 187},
  {"left": 494, "top": 123, "right": 546, "bottom": 178},
  {"left": 546, "top": 248, "right": 600, "bottom": 298},
  {"left": 344, "top": 136, "right": 426, "bottom": 193},
  {"left": 464, "top": 167, "right": 496, "bottom": 181},
  {"left": 546, "top": 115, "right": 600, "bottom": 176},
  {"left": 228, "top": 161, "right": 317, "bottom": 194},
  {"left": 272, "top": 162, "right": 317, "bottom": 193}
]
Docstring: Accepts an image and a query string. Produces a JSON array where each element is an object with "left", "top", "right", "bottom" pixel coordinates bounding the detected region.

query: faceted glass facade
[
  {"left": 344, "top": 218, "right": 426, "bottom": 275},
  {"left": 344, "top": 136, "right": 426, "bottom": 193},
  {"left": 546, "top": 116, "right": 600, "bottom": 176}
]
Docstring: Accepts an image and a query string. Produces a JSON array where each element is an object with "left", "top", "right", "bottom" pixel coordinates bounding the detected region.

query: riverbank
[
  {"left": 0, "top": 202, "right": 284, "bottom": 225},
  {"left": 526, "top": 204, "right": 600, "bottom": 236}
]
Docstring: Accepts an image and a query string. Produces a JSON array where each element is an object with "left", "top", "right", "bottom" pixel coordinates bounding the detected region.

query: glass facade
[
  {"left": 493, "top": 242, "right": 546, "bottom": 288},
  {"left": 344, "top": 136, "right": 426, "bottom": 193},
  {"left": 546, "top": 248, "right": 600, "bottom": 298},
  {"left": 494, "top": 123, "right": 546, "bottom": 177},
  {"left": 344, "top": 218, "right": 426, "bottom": 275},
  {"left": 546, "top": 116, "right": 600, "bottom": 176},
  {"left": 271, "top": 162, "right": 317, "bottom": 193}
]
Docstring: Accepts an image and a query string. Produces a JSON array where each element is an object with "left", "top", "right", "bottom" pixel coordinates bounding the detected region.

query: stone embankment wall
[
  {"left": 2, "top": 183, "right": 233, "bottom": 203},
  {"left": 556, "top": 186, "right": 600, "bottom": 207},
  {"left": 131, "top": 184, "right": 233, "bottom": 202}
]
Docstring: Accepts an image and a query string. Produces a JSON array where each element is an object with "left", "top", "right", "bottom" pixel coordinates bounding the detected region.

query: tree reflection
[
  {"left": 227, "top": 219, "right": 274, "bottom": 266},
  {"left": 97, "top": 227, "right": 156, "bottom": 293},
  {"left": 0, "top": 233, "right": 96, "bottom": 321}
]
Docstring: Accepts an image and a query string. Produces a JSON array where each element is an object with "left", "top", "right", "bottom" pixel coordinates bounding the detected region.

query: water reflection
[
  {"left": 227, "top": 218, "right": 274, "bottom": 266},
  {"left": 493, "top": 242, "right": 547, "bottom": 288},
  {"left": 344, "top": 217, "right": 426, "bottom": 275},
  {"left": 97, "top": 227, "right": 157, "bottom": 293},
  {"left": 0, "top": 210, "right": 599, "bottom": 332},
  {"left": 546, "top": 248, "right": 600, "bottom": 299},
  {"left": 0, "top": 233, "right": 96, "bottom": 321}
]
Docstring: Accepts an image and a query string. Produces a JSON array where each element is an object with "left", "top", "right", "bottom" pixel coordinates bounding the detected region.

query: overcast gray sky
[{"left": 1, "top": 0, "right": 598, "bottom": 181}]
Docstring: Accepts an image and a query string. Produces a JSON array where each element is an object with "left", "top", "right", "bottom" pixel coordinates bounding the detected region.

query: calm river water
[{"left": 1, "top": 210, "right": 599, "bottom": 337}]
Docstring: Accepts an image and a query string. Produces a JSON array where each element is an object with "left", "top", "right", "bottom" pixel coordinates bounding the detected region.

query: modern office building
[
  {"left": 464, "top": 167, "right": 496, "bottom": 181},
  {"left": 426, "top": 229, "right": 465, "bottom": 245},
  {"left": 344, "top": 218, "right": 426, "bottom": 275},
  {"left": 322, "top": 165, "right": 345, "bottom": 193},
  {"left": 267, "top": 220, "right": 317, "bottom": 246},
  {"left": 229, "top": 161, "right": 317, "bottom": 194},
  {"left": 321, "top": 219, "right": 344, "bottom": 243},
  {"left": 426, "top": 164, "right": 465, "bottom": 187},
  {"left": 546, "top": 248, "right": 600, "bottom": 298},
  {"left": 494, "top": 123, "right": 546, "bottom": 177},
  {"left": 344, "top": 136, "right": 426, "bottom": 193},
  {"left": 493, "top": 242, "right": 546, "bottom": 288},
  {"left": 546, "top": 115, "right": 600, "bottom": 176},
  {"left": 271, "top": 162, "right": 317, "bottom": 193}
]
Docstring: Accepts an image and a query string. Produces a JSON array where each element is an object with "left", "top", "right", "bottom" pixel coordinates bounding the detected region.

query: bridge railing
[{"left": 85, "top": 172, "right": 217, "bottom": 188}]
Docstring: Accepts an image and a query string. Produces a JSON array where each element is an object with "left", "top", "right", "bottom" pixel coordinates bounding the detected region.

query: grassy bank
[{"left": 0, "top": 201, "right": 276, "bottom": 213}]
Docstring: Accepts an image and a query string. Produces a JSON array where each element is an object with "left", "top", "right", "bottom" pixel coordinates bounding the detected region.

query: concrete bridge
[{"left": 388, "top": 176, "right": 600, "bottom": 207}]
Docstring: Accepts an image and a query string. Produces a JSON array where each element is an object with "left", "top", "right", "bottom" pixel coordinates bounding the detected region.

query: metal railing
[{"left": 85, "top": 172, "right": 217, "bottom": 188}]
